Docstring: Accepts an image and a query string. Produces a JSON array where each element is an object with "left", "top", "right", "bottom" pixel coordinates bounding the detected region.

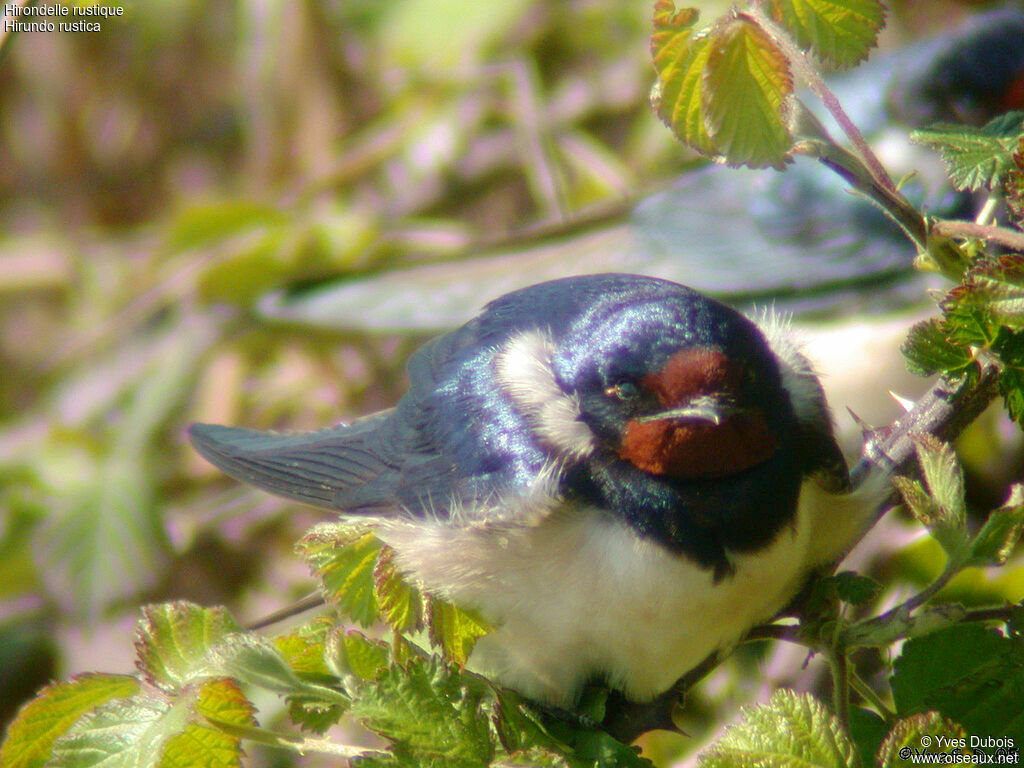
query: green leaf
[
  {"left": 848, "top": 707, "right": 889, "bottom": 768},
  {"left": 969, "top": 484, "right": 1024, "bottom": 566},
  {"left": 332, "top": 629, "right": 390, "bottom": 681},
  {"left": 703, "top": 14, "right": 794, "bottom": 169},
  {"left": 650, "top": 2, "right": 716, "bottom": 156},
  {"left": 911, "top": 111, "right": 1024, "bottom": 192},
  {"left": 161, "top": 678, "right": 255, "bottom": 768},
  {"left": 297, "top": 522, "right": 383, "bottom": 627},
  {"left": 891, "top": 624, "right": 1024, "bottom": 745},
  {"left": 909, "top": 434, "right": 968, "bottom": 558},
  {"left": 208, "top": 634, "right": 311, "bottom": 698},
  {"left": 901, "top": 319, "right": 973, "bottom": 379},
  {"left": 830, "top": 571, "right": 882, "bottom": 606},
  {"left": 768, "top": 0, "right": 885, "bottom": 69},
  {"left": 961, "top": 255, "right": 1024, "bottom": 331},
  {"left": 0, "top": 674, "right": 140, "bottom": 768},
  {"left": 698, "top": 689, "right": 857, "bottom": 768},
  {"left": 999, "top": 366, "right": 1024, "bottom": 425},
  {"left": 49, "top": 693, "right": 184, "bottom": 768},
  {"left": 996, "top": 330, "right": 1024, "bottom": 424},
  {"left": 426, "top": 598, "right": 490, "bottom": 666},
  {"left": 892, "top": 475, "right": 967, "bottom": 557},
  {"left": 375, "top": 548, "right": 424, "bottom": 634},
  {"left": 273, "top": 617, "right": 333, "bottom": 676},
  {"left": 877, "top": 712, "right": 969, "bottom": 768},
  {"left": 135, "top": 602, "right": 241, "bottom": 692},
  {"left": 348, "top": 656, "right": 495, "bottom": 768}
]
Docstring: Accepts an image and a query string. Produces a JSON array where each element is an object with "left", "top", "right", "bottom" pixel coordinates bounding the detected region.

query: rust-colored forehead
[{"left": 641, "top": 346, "right": 740, "bottom": 405}]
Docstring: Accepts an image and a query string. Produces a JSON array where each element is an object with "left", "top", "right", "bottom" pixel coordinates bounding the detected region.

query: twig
[
  {"left": 744, "top": 6, "right": 896, "bottom": 198},
  {"left": 932, "top": 220, "right": 1024, "bottom": 253}
]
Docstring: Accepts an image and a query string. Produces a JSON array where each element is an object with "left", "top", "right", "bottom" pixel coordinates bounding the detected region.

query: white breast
[{"left": 372, "top": 475, "right": 878, "bottom": 707}]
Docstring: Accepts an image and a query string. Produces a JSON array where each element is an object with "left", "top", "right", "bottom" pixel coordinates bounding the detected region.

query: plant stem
[
  {"left": 849, "top": 670, "right": 897, "bottom": 722},
  {"left": 932, "top": 219, "right": 1024, "bottom": 253},
  {"left": 828, "top": 646, "right": 851, "bottom": 729},
  {"left": 744, "top": 6, "right": 896, "bottom": 197}
]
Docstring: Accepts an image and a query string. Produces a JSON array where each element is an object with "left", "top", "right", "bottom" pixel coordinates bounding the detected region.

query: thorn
[
  {"left": 846, "top": 406, "right": 871, "bottom": 432},
  {"left": 889, "top": 391, "right": 915, "bottom": 412}
]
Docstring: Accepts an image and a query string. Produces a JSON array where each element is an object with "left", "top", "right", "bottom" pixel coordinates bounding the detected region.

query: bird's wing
[{"left": 189, "top": 331, "right": 509, "bottom": 517}]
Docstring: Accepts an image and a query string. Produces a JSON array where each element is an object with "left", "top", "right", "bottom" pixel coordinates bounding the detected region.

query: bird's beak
[{"left": 636, "top": 394, "right": 737, "bottom": 426}]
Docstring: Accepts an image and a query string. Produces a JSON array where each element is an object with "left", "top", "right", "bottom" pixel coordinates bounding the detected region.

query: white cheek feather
[
  {"left": 751, "top": 307, "right": 833, "bottom": 437},
  {"left": 494, "top": 330, "right": 597, "bottom": 460}
]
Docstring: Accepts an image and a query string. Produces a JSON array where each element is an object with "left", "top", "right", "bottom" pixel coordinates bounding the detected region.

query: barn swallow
[{"left": 190, "top": 273, "right": 882, "bottom": 706}]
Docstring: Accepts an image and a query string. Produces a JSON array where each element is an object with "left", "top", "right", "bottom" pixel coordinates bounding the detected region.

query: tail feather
[{"left": 189, "top": 422, "right": 391, "bottom": 510}]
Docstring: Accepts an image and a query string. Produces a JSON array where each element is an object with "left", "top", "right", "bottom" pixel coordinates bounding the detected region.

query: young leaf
[
  {"left": 876, "top": 712, "right": 970, "bottom": 768},
  {"left": 768, "top": 0, "right": 885, "bottom": 69},
  {"left": 426, "top": 598, "right": 490, "bottom": 666},
  {"left": 162, "top": 678, "right": 256, "bottom": 768},
  {"left": 48, "top": 693, "right": 185, "bottom": 768},
  {"left": 135, "top": 602, "right": 242, "bottom": 692},
  {"left": 331, "top": 629, "right": 390, "bottom": 681},
  {"left": 348, "top": 656, "right": 496, "bottom": 768},
  {"left": 703, "top": 14, "right": 794, "bottom": 169},
  {"left": 961, "top": 255, "right": 1024, "bottom": 331},
  {"left": 375, "top": 547, "right": 424, "bottom": 634},
  {"left": 209, "top": 634, "right": 313, "bottom": 698},
  {"left": 650, "top": 2, "right": 716, "bottom": 155},
  {"left": 0, "top": 674, "right": 140, "bottom": 768},
  {"left": 698, "top": 689, "right": 858, "bottom": 768},
  {"left": 830, "top": 571, "right": 883, "bottom": 606},
  {"left": 968, "top": 484, "right": 1024, "bottom": 566},
  {"left": 901, "top": 318, "right": 973, "bottom": 379},
  {"left": 297, "top": 522, "right": 383, "bottom": 627},
  {"left": 911, "top": 111, "right": 1024, "bottom": 192},
  {"left": 996, "top": 329, "right": 1024, "bottom": 424},
  {"left": 273, "top": 616, "right": 333, "bottom": 676},
  {"left": 911, "top": 434, "right": 967, "bottom": 558}
]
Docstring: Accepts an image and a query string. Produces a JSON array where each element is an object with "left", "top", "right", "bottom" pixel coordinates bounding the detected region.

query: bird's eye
[{"left": 605, "top": 382, "right": 640, "bottom": 401}]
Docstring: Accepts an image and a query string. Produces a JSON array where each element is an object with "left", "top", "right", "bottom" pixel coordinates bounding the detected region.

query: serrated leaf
[
  {"left": 334, "top": 630, "right": 390, "bottom": 681},
  {"left": 426, "top": 598, "right": 490, "bottom": 666},
  {"left": 49, "top": 693, "right": 184, "bottom": 768},
  {"left": 911, "top": 112, "right": 1024, "bottom": 192},
  {"left": 273, "top": 617, "right": 333, "bottom": 676},
  {"left": 877, "top": 712, "right": 969, "bottom": 768},
  {"left": 942, "top": 285, "right": 999, "bottom": 348},
  {"left": 703, "top": 15, "right": 794, "bottom": 169},
  {"left": 348, "top": 655, "right": 495, "bottom": 768},
  {"left": 969, "top": 484, "right": 1024, "bottom": 566},
  {"left": 650, "top": 2, "right": 716, "bottom": 155},
  {"left": 831, "top": 571, "right": 882, "bottom": 605},
  {"left": 769, "top": 0, "right": 885, "bottom": 69},
  {"left": 297, "top": 522, "right": 383, "bottom": 627},
  {"left": 0, "top": 674, "right": 140, "bottom": 768},
  {"left": 901, "top": 319, "right": 973, "bottom": 378},
  {"left": 286, "top": 697, "right": 346, "bottom": 736},
  {"left": 961, "top": 255, "right": 1024, "bottom": 330},
  {"left": 209, "top": 634, "right": 308, "bottom": 697},
  {"left": 698, "top": 689, "right": 857, "bottom": 768},
  {"left": 374, "top": 548, "right": 424, "bottom": 634},
  {"left": 891, "top": 625, "right": 1024, "bottom": 745},
  {"left": 911, "top": 434, "right": 967, "bottom": 556},
  {"left": 161, "top": 679, "right": 256, "bottom": 768},
  {"left": 892, "top": 476, "right": 944, "bottom": 530},
  {"left": 999, "top": 366, "right": 1024, "bottom": 425},
  {"left": 849, "top": 707, "right": 888, "bottom": 768},
  {"left": 135, "top": 602, "right": 241, "bottom": 692}
]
